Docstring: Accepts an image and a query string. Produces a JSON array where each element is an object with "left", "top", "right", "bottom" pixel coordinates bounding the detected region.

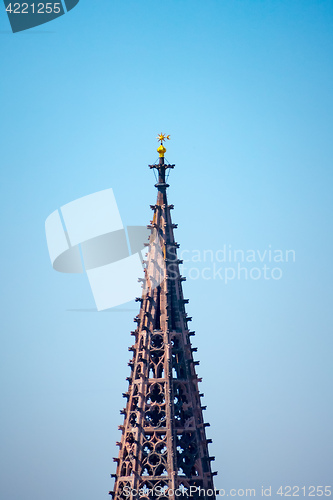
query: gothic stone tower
[{"left": 110, "top": 135, "right": 217, "bottom": 500}]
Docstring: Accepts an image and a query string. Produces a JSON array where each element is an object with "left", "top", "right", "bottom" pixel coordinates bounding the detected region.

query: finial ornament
[
  {"left": 156, "top": 133, "right": 170, "bottom": 157},
  {"left": 156, "top": 133, "right": 170, "bottom": 144}
]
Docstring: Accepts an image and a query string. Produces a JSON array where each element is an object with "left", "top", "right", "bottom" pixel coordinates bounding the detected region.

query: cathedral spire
[{"left": 110, "top": 137, "right": 217, "bottom": 500}]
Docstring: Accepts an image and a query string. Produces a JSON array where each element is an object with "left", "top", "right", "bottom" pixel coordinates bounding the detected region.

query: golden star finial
[{"left": 156, "top": 133, "right": 171, "bottom": 144}]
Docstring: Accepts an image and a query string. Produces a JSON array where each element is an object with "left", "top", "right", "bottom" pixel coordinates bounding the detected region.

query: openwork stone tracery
[{"left": 110, "top": 146, "right": 217, "bottom": 500}]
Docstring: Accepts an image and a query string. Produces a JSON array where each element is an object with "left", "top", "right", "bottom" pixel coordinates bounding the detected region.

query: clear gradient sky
[{"left": 1, "top": 1, "right": 332, "bottom": 500}]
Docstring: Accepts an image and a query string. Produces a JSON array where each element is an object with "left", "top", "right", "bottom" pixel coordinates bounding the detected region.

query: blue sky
[{"left": 0, "top": 1, "right": 332, "bottom": 499}]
